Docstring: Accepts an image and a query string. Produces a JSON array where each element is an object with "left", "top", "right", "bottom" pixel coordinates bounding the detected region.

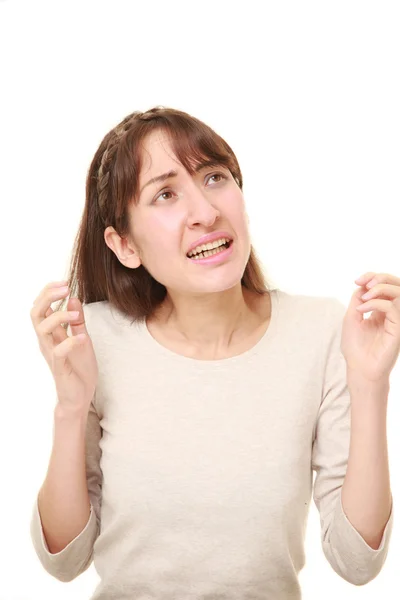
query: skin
[{"left": 103, "top": 129, "right": 271, "bottom": 359}]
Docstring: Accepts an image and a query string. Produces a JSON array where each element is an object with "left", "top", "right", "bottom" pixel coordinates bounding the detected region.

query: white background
[{"left": 0, "top": 1, "right": 399, "bottom": 598}]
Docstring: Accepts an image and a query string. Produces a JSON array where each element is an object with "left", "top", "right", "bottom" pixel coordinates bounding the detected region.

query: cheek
[
  {"left": 153, "top": 211, "right": 185, "bottom": 237},
  {"left": 144, "top": 218, "right": 181, "bottom": 258},
  {"left": 229, "top": 201, "right": 250, "bottom": 229}
]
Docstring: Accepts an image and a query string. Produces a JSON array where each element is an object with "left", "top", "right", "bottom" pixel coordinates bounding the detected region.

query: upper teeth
[{"left": 187, "top": 238, "right": 230, "bottom": 257}]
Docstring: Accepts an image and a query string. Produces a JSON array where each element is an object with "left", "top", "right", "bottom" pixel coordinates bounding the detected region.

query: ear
[{"left": 104, "top": 226, "right": 142, "bottom": 269}]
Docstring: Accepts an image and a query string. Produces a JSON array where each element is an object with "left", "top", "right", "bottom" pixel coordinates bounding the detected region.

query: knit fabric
[{"left": 30, "top": 288, "right": 394, "bottom": 599}]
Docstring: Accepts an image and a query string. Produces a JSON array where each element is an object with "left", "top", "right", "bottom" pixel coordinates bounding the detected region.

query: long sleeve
[
  {"left": 30, "top": 399, "right": 103, "bottom": 582},
  {"left": 311, "top": 298, "right": 394, "bottom": 586}
]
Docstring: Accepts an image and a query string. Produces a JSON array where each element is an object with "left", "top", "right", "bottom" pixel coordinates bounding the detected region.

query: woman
[{"left": 29, "top": 106, "right": 394, "bottom": 599}]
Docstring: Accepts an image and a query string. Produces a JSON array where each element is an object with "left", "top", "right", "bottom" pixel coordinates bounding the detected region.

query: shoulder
[
  {"left": 82, "top": 300, "right": 110, "bottom": 333},
  {"left": 275, "top": 287, "right": 346, "bottom": 324},
  {"left": 81, "top": 300, "right": 134, "bottom": 338}
]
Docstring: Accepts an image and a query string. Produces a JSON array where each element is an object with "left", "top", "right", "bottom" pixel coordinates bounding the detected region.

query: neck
[{"left": 153, "top": 285, "right": 267, "bottom": 352}]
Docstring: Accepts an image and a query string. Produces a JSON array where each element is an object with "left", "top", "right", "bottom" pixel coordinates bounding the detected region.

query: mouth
[{"left": 186, "top": 239, "right": 234, "bottom": 264}]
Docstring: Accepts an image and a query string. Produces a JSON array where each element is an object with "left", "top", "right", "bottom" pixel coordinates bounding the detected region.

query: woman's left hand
[{"left": 341, "top": 272, "right": 400, "bottom": 383}]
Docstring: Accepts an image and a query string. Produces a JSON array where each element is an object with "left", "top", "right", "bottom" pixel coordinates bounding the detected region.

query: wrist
[
  {"left": 54, "top": 402, "right": 89, "bottom": 423},
  {"left": 346, "top": 370, "right": 390, "bottom": 392}
]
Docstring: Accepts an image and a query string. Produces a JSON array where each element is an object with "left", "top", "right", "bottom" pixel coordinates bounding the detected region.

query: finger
[
  {"left": 355, "top": 272, "right": 377, "bottom": 285},
  {"left": 31, "top": 283, "right": 70, "bottom": 320},
  {"left": 31, "top": 284, "right": 71, "bottom": 347},
  {"left": 48, "top": 297, "right": 88, "bottom": 347},
  {"left": 44, "top": 306, "right": 67, "bottom": 346},
  {"left": 31, "top": 281, "right": 69, "bottom": 307},
  {"left": 38, "top": 309, "right": 80, "bottom": 339},
  {"left": 52, "top": 332, "right": 87, "bottom": 378},
  {"left": 65, "top": 297, "right": 88, "bottom": 338},
  {"left": 372, "top": 273, "right": 400, "bottom": 286},
  {"left": 357, "top": 272, "right": 400, "bottom": 288},
  {"left": 356, "top": 298, "right": 400, "bottom": 330},
  {"left": 361, "top": 283, "right": 400, "bottom": 300},
  {"left": 31, "top": 284, "right": 70, "bottom": 332}
]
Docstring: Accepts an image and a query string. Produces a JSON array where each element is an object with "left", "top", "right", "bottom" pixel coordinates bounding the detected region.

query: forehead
[{"left": 139, "top": 130, "right": 177, "bottom": 174}]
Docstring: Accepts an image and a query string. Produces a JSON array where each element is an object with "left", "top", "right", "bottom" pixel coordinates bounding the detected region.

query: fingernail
[{"left": 367, "top": 278, "right": 377, "bottom": 288}]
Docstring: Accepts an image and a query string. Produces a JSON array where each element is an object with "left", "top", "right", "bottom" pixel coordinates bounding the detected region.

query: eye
[
  {"left": 206, "top": 172, "right": 227, "bottom": 185},
  {"left": 155, "top": 190, "right": 174, "bottom": 202},
  {"left": 153, "top": 171, "right": 227, "bottom": 204},
  {"left": 152, "top": 187, "right": 177, "bottom": 203}
]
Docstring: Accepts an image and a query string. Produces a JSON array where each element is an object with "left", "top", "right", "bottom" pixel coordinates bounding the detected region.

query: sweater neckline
[{"left": 140, "top": 288, "right": 280, "bottom": 368}]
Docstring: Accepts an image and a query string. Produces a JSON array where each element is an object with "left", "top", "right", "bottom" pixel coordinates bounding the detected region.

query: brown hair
[{"left": 55, "top": 106, "right": 271, "bottom": 324}]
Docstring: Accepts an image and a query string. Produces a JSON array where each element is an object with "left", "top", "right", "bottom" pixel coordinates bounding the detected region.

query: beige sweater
[{"left": 30, "top": 288, "right": 394, "bottom": 599}]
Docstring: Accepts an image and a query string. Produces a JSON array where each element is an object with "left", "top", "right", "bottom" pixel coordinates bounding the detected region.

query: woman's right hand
[{"left": 30, "top": 281, "right": 98, "bottom": 414}]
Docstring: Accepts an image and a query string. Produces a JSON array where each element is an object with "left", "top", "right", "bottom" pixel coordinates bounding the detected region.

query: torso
[{"left": 146, "top": 291, "right": 272, "bottom": 361}]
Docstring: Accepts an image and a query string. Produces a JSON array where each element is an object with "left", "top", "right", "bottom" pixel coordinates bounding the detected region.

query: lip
[
  {"left": 186, "top": 230, "right": 233, "bottom": 256},
  {"left": 186, "top": 239, "right": 234, "bottom": 265}
]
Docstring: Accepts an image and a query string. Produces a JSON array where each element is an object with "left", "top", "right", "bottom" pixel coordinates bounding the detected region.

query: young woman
[{"left": 29, "top": 106, "right": 394, "bottom": 599}]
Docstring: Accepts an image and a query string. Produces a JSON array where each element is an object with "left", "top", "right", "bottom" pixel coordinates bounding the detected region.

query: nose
[{"left": 185, "top": 186, "right": 221, "bottom": 228}]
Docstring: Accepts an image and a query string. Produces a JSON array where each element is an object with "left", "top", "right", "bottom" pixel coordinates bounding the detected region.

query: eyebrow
[{"left": 139, "top": 159, "right": 224, "bottom": 196}]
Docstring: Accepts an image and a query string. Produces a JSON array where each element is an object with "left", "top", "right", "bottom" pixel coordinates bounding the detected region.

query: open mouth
[{"left": 186, "top": 239, "right": 233, "bottom": 260}]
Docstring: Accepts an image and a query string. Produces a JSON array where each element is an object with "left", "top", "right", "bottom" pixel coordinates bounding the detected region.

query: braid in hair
[
  {"left": 96, "top": 112, "right": 140, "bottom": 223},
  {"left": 96, "top": 107, "right": 166, "bottom": 223}
]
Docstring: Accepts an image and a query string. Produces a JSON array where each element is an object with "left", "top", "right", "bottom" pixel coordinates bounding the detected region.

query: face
[{"left": 106, "top": 129, "right": 252, "bottom": 297}]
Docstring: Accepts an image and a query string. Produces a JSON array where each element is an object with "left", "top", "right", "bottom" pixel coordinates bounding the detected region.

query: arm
[
  {"left": 38, "top": 404, "right": 92, "bottom": 554},
  {"left": 341, "top": 376, "right": 392, "bottom": 550},
  {"left": 311, "top": 299, "right": 394, "bottom": 586},
  {"left": 30, "top": 399, "right": 102, "bottom": 582}
]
